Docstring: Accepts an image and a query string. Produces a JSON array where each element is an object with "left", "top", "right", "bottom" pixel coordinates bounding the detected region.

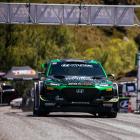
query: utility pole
[
  {"left": 0, "top": 86, "right": 2, "bottom": 104},
  {"left": 136, "top": 53, "right": 140, "bottom": 112}
]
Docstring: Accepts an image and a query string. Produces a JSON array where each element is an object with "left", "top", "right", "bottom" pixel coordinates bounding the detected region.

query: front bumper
[
  {"left": 40, "top": 85, "right": 119, "bottom": 113},
  {"left": 40, "top": 96, "right": 119, "bottom": 113},
  {"left": 41, "top": 102, "right": 118, "bottom": 113}
]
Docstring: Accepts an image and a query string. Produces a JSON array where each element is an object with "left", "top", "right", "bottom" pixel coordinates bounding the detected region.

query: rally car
[{"left": 33, "top": 59, "right": 119, "bottom": 117}]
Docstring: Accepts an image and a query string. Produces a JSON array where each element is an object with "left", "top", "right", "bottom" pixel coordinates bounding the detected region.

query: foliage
[
  {"left": 84, "top": 39, "right": 138, "bottom": 75},
  {"left": 1, "top": 25, "right": 78, "bottom": 71},
  {"left": 0, "top": 0, "right": 140, "bottom": 77}
]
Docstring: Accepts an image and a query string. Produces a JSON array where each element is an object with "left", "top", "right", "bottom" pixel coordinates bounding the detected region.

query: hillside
[{"left": 0, "top": 0, "right": 140, "bottom": 76}]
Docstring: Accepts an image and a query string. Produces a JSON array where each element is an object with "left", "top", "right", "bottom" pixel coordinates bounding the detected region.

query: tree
[
  {"left": 104, "top": 0, "right": 120, "bottom": 4},
  {"left": 84, "top": 38, "right": 138, "bottom": 75}
]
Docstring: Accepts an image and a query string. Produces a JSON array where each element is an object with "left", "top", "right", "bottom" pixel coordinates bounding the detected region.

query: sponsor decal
[
  {"left": 66, "top": 76, "right": 93, "bottom": 81},
  {"left": 12, "top": 70, "right": 36, "bottom": 75},
  {"left": 68, "top": 82, "right": 92, "bottom": 86},
  {"left": 52, "top": 62, "right": 57, "bottom": 65},
  {"left": 61, "top": 64, "right": 93, "bottom": 68}
]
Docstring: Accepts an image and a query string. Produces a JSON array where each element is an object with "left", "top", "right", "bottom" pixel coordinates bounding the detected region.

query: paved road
[{"left": 0, "top": 106, "right": 140, "bottom": 140}]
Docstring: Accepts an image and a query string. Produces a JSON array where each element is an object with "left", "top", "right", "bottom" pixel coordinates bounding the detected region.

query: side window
[
  {"left": 118, "top": 84, "right": 123, "bottom": 97},
  {"left": 44, "top": 63, "right": 48, "bottom": 74}
]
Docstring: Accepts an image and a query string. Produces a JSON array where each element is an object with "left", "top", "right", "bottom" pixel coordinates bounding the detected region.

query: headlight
[
  {"left": 46, "top": 87, "right": 54, "bottom": 90},
  {"left": 100, "top": 84, "right": 109, "bottom": 87},
  {"left": 106, "top": 88, "right": 112, "bottom": 91},
  {"left": 49, "top": 83, "right": 60, "bottom": 86}
]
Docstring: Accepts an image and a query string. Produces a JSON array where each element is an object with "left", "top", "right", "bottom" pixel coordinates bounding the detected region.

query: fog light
[
  {"left": 47, "top": 87, "right": 54, "bottom": 90},
  {"left": 106, "top": 88, "right": 112, "bottom": 91}
]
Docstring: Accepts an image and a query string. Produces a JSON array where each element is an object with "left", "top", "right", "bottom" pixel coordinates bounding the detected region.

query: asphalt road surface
[{"left": 0, "top": 107, "right": 140, "bottom": 140}]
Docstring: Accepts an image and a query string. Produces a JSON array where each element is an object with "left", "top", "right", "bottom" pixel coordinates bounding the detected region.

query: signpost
[
  {"left": 0, "top": 3, "right": 139, "bottom": 26},
  {"left": 136, "top": 53, "right": 140, "bottom": 111}
]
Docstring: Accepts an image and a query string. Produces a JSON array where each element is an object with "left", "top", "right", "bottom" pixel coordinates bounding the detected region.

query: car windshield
[{"left": 48, "top": 62, "right": 106, "bottom": 77}]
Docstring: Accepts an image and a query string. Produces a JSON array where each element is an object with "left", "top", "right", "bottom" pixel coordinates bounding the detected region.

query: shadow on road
[
  {"left": 4, "top": 107, "right": 106, "bottom": 118},
  {"left": 0, "top": 104, "right": 9, "bottom": 107},
  {"left": 27, "top": 113, "right": 98, "bottom": 118}
]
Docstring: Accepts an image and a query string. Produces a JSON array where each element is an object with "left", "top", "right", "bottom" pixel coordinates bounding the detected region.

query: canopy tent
[
  {"left": 3, "top": 66, "right": 39, "bottom": 81},
  {"left": 0, "top": 72, "right": 5, "bottom": 77}
]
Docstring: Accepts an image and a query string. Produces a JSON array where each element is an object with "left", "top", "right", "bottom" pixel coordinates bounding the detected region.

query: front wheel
[
  {"left": 33, "top": 106, "right": 49, "bottom": 117},
  {"left": 98, "top": 112, "right": 117, "bottom": 118},
  {"left": 106, "top": 112, "right": 117, "bottom": 118},
  {"left": 33, "top": 82, "right": 49, "bottom": 117}
]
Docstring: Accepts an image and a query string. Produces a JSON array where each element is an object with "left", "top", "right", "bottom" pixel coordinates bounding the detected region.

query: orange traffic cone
[{"left": 128, "top": 100, "right": 132, "bottom": 113}]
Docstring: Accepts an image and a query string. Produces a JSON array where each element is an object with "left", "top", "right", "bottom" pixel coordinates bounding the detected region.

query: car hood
[{"left": 45, "top": 76, "right": 112, "bottom": 86}]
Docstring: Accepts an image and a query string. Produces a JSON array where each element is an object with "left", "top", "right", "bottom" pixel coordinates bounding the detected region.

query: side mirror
[
  {"left": 41, "top": 63, "right": 48, "bottom": 69},
  {"left": 107, "top": 74, "right": 115, "bottom": 80},
  {"left": 41, "top": 64, "right": 45, "bottom": 69}
]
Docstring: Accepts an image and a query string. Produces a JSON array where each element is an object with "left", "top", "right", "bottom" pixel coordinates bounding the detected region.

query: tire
[
  {"left": 33, "top": 106, "right": 49, "bottom": 117},
  {"left": 11, "top": 105, "right": 14, "bottom": 108},
  {"left": 98, "top": 112, "right": 106, "bottom": 118},
  {"left": 106, "top": 112, "right": 117, "bottom": 118},
  {"left": 33, "top": 82, "right": 49, "bottom": 117},
  {"left": 33, "top": 95, "right": 47, "bottom": 116},
  {"left": 90, "top": 113, "right": 97, "bottom": 116}
]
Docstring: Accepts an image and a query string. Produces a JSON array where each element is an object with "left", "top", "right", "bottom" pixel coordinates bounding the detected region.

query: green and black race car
[{"left": 33, "top": 59, "right": 119, "bottom": 117}]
